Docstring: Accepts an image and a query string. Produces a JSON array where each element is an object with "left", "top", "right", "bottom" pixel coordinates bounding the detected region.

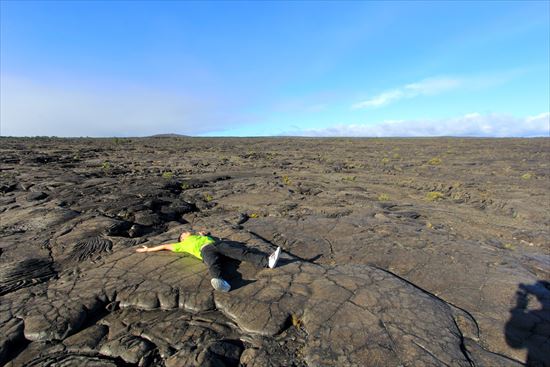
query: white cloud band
[{"left": 281, "top": 112, "right": 550, "bottom": 137}]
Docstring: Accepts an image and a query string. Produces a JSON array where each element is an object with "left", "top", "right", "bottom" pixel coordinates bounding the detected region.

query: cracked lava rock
[{"left": 1, "top": 137, "right": 549, "bottom": 366}]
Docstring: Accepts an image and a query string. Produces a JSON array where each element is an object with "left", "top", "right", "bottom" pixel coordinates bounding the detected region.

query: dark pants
[{"left": 201, "top": 240, "right": 268, "bottom": 279}]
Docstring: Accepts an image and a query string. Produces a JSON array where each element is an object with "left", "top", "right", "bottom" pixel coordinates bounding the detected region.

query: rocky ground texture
[{"left": 0, "top": 137, "right": 548, "bottom": 366}]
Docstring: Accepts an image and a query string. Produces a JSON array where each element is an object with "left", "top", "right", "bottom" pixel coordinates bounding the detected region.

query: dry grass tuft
[
  {"left": 425, "top": 191, "right": 444, "bottom": 201},
  {"left": 291, "top": 314, "right": 303, "bottom": 328},
  {"left": 521, "top": 173, "right": 533, "bottom": 180}
]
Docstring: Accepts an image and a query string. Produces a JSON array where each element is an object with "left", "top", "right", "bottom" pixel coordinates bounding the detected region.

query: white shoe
[
  {"left": 268, "top": 247, "right": 281, "bottom": 269},
  {"left": 211, "top": 278, "right": 231, "bottom": 292}
]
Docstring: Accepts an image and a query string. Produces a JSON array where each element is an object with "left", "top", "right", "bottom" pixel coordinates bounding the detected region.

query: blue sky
[{"left": 1, "top": 1, "right": 549, "bottom": 137}]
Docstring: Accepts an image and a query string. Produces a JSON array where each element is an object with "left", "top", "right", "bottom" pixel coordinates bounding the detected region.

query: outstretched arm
[{"left": 136, "top": 244, "right": 176, "bottom": 253}]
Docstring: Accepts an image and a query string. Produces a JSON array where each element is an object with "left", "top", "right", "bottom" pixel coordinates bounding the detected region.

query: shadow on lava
[{"left": 504, "top": 280, "right": 550, "bottom": 367}]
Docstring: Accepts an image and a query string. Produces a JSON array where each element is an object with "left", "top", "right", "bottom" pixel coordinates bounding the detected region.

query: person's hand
[
  {"left": 136, "top": 245, "right": 149, "bottom": 253},
  {"left": 198, "top": 231, "right": 207, "bottom": 236}
]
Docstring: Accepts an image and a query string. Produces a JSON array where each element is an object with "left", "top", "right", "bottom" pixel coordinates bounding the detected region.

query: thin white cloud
[
  {"left": 354, "top": 90, "right": 405, "bottom": 108},
  {"left": 281, "top": 112, "right": 550, "bottom": 137},
  {"left": 404, "top": 77, "right": 461, "bottom": 95},
  {"left": 0, "top": 75, "right": 246, "bottom": 137},
  {"left": 352, "top": 77, "right": 463, "bottom": 109}
]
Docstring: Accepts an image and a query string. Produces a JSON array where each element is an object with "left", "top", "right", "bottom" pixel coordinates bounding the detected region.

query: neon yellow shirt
[{"left": 172, "top": 235, "right": 215, "bottom": 260}]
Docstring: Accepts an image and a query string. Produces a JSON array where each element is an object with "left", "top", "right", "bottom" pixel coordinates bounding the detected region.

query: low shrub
[
  {"left": 426, "top": 191, "right": 444, "bottom": 201},
  {"left": 521, "top": 173, "right": 533, "bottom": 180}
]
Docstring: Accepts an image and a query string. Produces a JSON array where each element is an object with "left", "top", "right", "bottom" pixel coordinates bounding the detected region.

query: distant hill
[{"left": 147, "top": 133, "right": 190, "bottom": 138}]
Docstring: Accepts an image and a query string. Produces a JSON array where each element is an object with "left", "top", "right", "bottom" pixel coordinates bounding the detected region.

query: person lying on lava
[{"left": 136, "top": 230, "right": 281, "bottom": 292}]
